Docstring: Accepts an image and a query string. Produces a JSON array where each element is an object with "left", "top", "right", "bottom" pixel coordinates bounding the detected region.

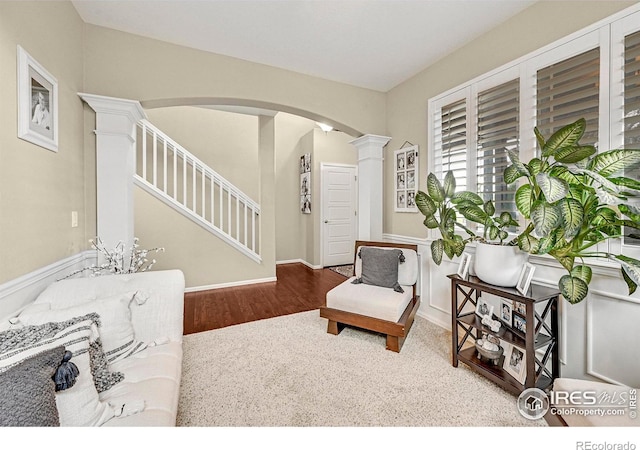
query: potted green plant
[
  {"left": 415, "top": 172, "right": 525, "bottom": 286},
  {"left": 505, "top": 118, "right": 640, "bottom": 303}
]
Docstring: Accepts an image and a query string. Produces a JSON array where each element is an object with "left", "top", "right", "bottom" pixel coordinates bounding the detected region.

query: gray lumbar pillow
[
  {"left": 0, "top": 346, "right": 65, "bottom": 427},
  {"left": 352, "top": 247, "right": 405, "bottom": 293}
]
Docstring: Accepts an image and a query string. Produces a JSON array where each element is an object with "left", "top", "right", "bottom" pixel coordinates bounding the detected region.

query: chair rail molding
[{"left": 350, "top": 134, "right": 391, "bottom": 241}]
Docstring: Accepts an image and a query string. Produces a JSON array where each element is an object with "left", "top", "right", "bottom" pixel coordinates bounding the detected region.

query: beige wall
[
  {"left": 82, "top": 24, "right": 386, "bottom": 138},
  {"left": 384, "top": 0, "right": 637, "bottom": 238},
  {"left": 0, "top": 1, "right": 87, "bottom": 284}
]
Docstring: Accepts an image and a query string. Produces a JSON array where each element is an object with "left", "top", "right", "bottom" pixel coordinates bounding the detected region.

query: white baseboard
[
  {"left": 185, "top": 277, "right": 278, "bottom": 293},
  {"left": 417, "top": 309, "right": 450, "bottom": 331},
  {"left": 276, "top": 259, "right": 322, "bottom": 270},
  {"left": 0, "top": 250, "right": 96, "bottom": 321}
]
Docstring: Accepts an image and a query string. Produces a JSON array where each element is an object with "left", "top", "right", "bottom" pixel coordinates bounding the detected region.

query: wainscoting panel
[{"left": 587, "top": 293, "right": 640, "bottom": 387}]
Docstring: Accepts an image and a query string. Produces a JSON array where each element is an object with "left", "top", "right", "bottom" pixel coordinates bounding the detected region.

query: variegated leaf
[
  {"left": 619, "top": 204, "right": 640, "bottom": 222},
  {"left": 517, "top": 233, "right": 540, "bottom": 253},
  {"left": 506, "top": 149, "right": 529, "bottom": 177},
  {"left": 504, "top": 164, "right": 525, "bottom": 184},
  {"left": 460, "top": 205, "right": 488, "bottom": 224},
  {"left": 536, "top": 173, "right": 569, "bottom": 203},
  {"left": 574, "top": 168, "right": 620, "bottom": 194},
  {"left": 415, "top": 191, "right": 437, "bottom": 216},
  {"left": 484, "top": 200, "right": 495, "bottom": 216},
  {"left": 450, "top": 191, "right": 484, "bottom": 205},
  {"left": 423, "top": 216, "right": 439, "bottom": 229},
  {"left": 588, "top": 149, "right": 640, "bottom": 177},
  {"left": 555, "top": 255, "right": 575, "bottom": 272},
  {"left": 542, "top": 118, "right": 585, "bottom": 157},
  {"left": 615, "top": 255, "right": 640, "bottom": 286},
  {"left": 534, "top": 127, "right": 546, "bottom": 150},
  {"left": 559, "top": 198, "right": 584, "bottom": 239},
  {"left": 489, "top": 225, "right": 499, "bottom": 241},
  {"left": 621, "top": 268, "right": 638, "bottom": 296},
  {"left": 549, "top": 166, "right": 583, "bottom": 185},
  {"left": 559, "top": 275, "right": 589, "bottom": 304},
  {"left": 515, "top": 184, "right": 533, "bottom": 218},
  {"left": 427, "top": 173, "right": 445, "bottom": 203},
  {"left": 443, "top": 171, "right": 456, "bottom": 198},
  {"left": 554, "top": 145, "right": 596, "bottom": 164},
  {"left": 443, "top": 240, "right": 454, "bottom": 259},
  {"left": 526, "top": 158, "right": 545, "bottom": 176},
  {"left": 571, "top": 265, "right": 592, "bottom": 285},
  {"left": 531, "top": 200, "right": 561, "bottom": 237},
  {"left": 431, "top": 239, "right": 444, "bottom": 265}
]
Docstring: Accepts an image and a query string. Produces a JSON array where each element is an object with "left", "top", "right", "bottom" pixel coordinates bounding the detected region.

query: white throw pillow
[
  {"left": 19, "top": 292, "right": 147, "bottom": 364},
  {"left": 0, "top": 316, "right": 115, "bottom": 426}
]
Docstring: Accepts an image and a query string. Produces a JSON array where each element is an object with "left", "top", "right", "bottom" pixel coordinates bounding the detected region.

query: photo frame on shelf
[
  {"left": 516, "top": 262, "right": 536, "bottom": 295},
  {"left": 394, "top": 145, "right": 419, "bottom": 212},
  {"left": 457, "top": 252, "right": 472, "bottom": 279},
  {"left": 513, "top": 313, "right": 526, "bottom": 335},
  {"left": 17, "top": 45, "right": 58, "bottom": 152},
  {"left": 500, "top": 300, "right": 512, "bottom": 326},
  {"left": 475, "top": 297, "right": 493, "bottom": 318},
  {"left": 503, "top": 344, "right": 527, "bottom": 384},
  {"left": 514, "top": 301, "right": 526, "bottom": 315}
]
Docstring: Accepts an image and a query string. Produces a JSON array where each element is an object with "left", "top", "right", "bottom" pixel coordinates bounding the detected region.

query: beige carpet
[{"left": 177, "top": 310, "right": 547, "bottom": 427}]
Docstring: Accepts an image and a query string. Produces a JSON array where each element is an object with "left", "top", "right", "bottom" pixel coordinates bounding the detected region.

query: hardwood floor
[{"left": 183, "top": 263, "right": 347, "bottom": 335}]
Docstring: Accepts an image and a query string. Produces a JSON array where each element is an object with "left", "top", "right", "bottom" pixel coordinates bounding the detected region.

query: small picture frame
[
  {"left": 513, "top": 314, "right": 526, "bottom": 335},
  {"left": 457, "top": 252, "right": 472, "bottom": 279},
  {"left": 475, "top": 297, "right": 493, "bottom": 318},
  {"left": 514, "top": 301, "right": 526, "bottom": 315},
  {"left": 500, "top": 300, "right": 512, "bottom": 326},
  {"left": 394, "top": 145, "right": 419, "bottom": 213},
  {"left": 299, "top": 153, "right": 311, "bottom": 214},
  {"left": 516, "top": 262, "right": 536, "bottom": 295},
  {"left": 17, "top": 45, "right": 58, "bottom": 152},
  {"left": 503, "top": 344, "right": 527, "bottom": 384}
]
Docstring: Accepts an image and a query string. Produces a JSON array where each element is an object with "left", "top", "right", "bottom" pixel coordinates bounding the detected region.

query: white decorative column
[
  {"left": 258, "top": 115, "right": 276, "bottom": 275},
  {"left": 79, "top": 93, "right": 146, "bottom": 252},
  {"left": 350, "top": 134, "right": 391, "bottom": 241}
]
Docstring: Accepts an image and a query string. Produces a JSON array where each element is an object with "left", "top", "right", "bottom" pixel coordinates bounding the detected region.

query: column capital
[
  {"left": 349, "top": 134, "right": 392, "bottom": 150},
  {"left": 79, "top": 93, "right": 147, "bottom": 128}
]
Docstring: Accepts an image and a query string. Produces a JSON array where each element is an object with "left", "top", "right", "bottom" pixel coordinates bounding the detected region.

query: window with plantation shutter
[
  {"left": 537, "top": 48, "right": 600, "bottom": 147},
  {"left": 438, "top": 99, "right": 468, "bottom": 192},
  {"left": 477, "top": 79, "right": 519, "bottom": 219},
  {"left": 624, "top": 29, "right": 640, "bottom": 246}
]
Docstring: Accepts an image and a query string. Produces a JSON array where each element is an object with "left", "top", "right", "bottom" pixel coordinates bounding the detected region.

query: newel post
[
  {"left": 79, "top": 93, "right": 146, "bottom": 252},
  {"left": 350, "top": 134, "right": 391, "bottom": 241}
]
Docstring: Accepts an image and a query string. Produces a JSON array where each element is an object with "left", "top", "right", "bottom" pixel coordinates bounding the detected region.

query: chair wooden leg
[
  {"left": 386, "top": 335, "right": 400, "bottom": 353},
  {"left": 327, "top": 320, "right": 340, "bottom": 335}
]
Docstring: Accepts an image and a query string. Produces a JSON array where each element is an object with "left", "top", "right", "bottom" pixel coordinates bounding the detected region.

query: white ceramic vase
[{"left": 473, "top": 241, "right": 528, "bottom": 287}]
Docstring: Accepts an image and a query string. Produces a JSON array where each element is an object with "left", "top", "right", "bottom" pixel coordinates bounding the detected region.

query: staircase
[{"left": 134, "top": 119, "right": 261, "bottom": 262}]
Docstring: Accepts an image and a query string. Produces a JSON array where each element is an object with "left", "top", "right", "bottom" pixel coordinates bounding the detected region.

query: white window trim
[{"left": 426, "top": 4, "right": 640, "bottom": 260}]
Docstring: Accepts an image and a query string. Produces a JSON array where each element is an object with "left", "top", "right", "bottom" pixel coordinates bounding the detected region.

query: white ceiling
[{"left": 71, "top": 0, "right": 536, "bottom": 92}]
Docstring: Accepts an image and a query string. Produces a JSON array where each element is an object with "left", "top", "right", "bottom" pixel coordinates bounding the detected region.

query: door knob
[{"left": 324, "top": 220, "right": 329, "bottom": 223}]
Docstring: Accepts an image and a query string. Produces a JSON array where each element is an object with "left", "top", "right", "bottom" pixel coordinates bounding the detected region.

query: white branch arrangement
[{"left": 63, "top": 237, "right": 165, "bottom": 279}]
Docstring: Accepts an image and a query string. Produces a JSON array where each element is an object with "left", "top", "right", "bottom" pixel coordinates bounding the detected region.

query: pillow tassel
[
  {"left": 399, "top": 250, "right": 405, "bottom": 263},
  {"left": 53, "top": 350, "right": 79, "bottom": 392},
  {"left": 351, "top": 278, "right": 363, "bottom": 285}
]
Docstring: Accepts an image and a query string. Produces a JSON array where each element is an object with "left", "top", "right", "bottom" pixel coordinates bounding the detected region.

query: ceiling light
[{"left": 317, "top": 122, "right": 333, "bottom": 133}]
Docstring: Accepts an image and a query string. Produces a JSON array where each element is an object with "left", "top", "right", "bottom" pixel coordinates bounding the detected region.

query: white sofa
[{"left": 0, "top": 269, "right": 185, "bottom": 427}]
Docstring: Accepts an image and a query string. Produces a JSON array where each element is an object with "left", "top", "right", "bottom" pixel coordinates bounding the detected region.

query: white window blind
[
  {"left": 477, "top": 79, "right": 519, "bottom": 218},
  {"left": 624, "top": 29, "right": 640, "bottom": 246},
  {"left": 439, "top": 99, "right": 468, "bottom": 191},
  {"left": 537, "top": 48, "right": 600, "bottom": 146}
]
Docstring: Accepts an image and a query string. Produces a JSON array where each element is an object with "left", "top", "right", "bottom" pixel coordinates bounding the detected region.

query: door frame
[{"left": 320, "top": 163, "right": 358, "bottom": 267}]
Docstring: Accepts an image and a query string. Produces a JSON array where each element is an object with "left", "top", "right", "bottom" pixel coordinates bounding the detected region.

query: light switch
[{"left": 71, "top": 211, "right": 78, "bottom": 228}]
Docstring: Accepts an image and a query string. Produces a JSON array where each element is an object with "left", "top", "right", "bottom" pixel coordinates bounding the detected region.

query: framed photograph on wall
[
  {"left": 394, "top": 145, "right": 419, "bottom": 212},
  {"left": 300, "top": 153, "right": 311, "bottom": 214},
  {"left": 17, "top": 46, "right": 58, "bottom": 152}
]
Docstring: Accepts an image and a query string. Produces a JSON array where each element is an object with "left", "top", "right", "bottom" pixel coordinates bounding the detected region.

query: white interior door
[{"left": 322, "top": 164, "right": 357, "bottom": 267}]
